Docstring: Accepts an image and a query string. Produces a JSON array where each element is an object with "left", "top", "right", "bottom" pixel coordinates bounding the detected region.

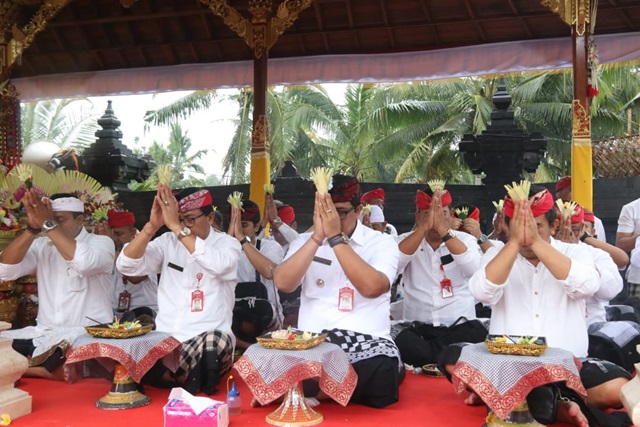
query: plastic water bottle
[{"left": 227, "top": 381, "right": 241, "bottom": 416}]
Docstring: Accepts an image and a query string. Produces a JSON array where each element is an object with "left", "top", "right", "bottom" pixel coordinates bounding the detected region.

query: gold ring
[
  {"left": 325, "top": 209, "right": 332, "bottom": 213},
  {"left": 164, "top": 201, "right": 169, "bottom": 206},
  {"left": 31, "top": 204, "right": 36, "bottom": 208}
]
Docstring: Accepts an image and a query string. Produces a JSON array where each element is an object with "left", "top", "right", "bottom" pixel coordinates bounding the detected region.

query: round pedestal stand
[
  {"left": 483, "top": 402, "right": 545, "bottom": 427},
  {"left": 96, "top": 363, "right": 150, "bottom": 410},
  {"left": 265, "top": 383, "right": 323, "bottom": 426}
]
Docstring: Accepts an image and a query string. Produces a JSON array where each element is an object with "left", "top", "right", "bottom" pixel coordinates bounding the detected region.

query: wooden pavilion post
[
  {"left": 0, "top": 0, "right": 71, "bottom": 171},
  {"left": 201, "top": 0, "right": 311, "bottom": 212},
  {"left": 541, "top": 0, "right": 593, "bottom": 210}
]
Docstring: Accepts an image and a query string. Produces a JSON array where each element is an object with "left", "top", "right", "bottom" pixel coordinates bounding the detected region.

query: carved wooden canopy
[{"left": 3, "top": 0, "right": 639, "bottom": 80}]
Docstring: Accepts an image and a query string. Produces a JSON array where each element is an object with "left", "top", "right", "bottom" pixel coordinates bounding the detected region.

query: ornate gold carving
[
  {"left": 540, "top": 0, "right": 590, "bottom": 35},
  {"left": 1, "top": 0, "right": 71, "bottom": 73},
  {"left": 572, "top": 99, "right": 591, "bottom": 138},
  {"left": 200, "top": 0, "right": 249, "bottom": 41},
  {"left": 251, "top": 115, "right": 270, "bottom": 151},
  {"left": 0, "top": 80, "right": 18, "bottom": 99},
  {"left": 268, "top": 0, "right": 312, "bottom": 49},
  {"left": 200, "top": 0, "right": 311, "bottom": 57}
]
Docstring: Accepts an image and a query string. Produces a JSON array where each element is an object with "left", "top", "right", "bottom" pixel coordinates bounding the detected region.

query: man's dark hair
[
  {"left": 241, "top": 199, "right": 261, "bottom": 225},
  {"left": 174, "top": 188, "right": 213, "bottom": 216},
  {"left": 50, "top": 193, "right": 84, "bottom": 219}
]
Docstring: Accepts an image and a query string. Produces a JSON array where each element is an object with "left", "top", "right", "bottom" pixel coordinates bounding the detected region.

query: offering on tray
[
  {"left": 85, "top": 317, "right": 153, "bottom": 339},
  {"left": 108, "top": 317, "right": 142, "bottom": 330},
  {"left": 257, "top": 327, "right": 327, "bottom": 350},
  {"left": 485, "top": 334, "right": 547, "bottom": 356}
]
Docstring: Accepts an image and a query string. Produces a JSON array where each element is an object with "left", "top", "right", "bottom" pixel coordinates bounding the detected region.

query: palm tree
[
  {"left": 146, "top": 123, "right": 208, "bottom": 188},
  {"left": 20, "top": 98, "right": 100, "bottom": 150}
]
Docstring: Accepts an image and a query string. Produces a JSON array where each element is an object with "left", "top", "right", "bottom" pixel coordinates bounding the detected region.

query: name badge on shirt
[
  {"left": 338, "top": 287, "right": 354, "bottom": 312},
  {"left": 117, "top": 290, "right": 131, "bottom": 312},
  {"left": 191, "top": 289, "right": 204, "bottom": 312},
  {"left": 440, "top": 277, "right": 454, "bottom": 299},
  {"left": 313, "top": 256, "right": 332, "bottom": 266}
]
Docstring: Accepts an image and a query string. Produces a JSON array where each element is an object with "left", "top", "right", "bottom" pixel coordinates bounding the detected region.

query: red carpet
[{"left": 14, "top": 372, "right": 578, "bottom": 426}]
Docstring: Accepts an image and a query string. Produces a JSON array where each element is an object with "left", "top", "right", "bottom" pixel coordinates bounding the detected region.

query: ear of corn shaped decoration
[
  {"left": 555, "top": 199, "right": 578, "bottom": 220},
  {"left": 264, "top": 183, "right": 275, "bottom": 195},
  {"left": 227, "top": 191, "right": 244, "bottom": 210},
  {"left": 361, "top": 204, "right": 371, "bottom": 216},
  {"left": 427, "top": 179, "right": 446, "bottom": 192},
  {"left": 93, "top": 206, "right": 109, "bottom": 222},
  {"left": 310, "top": 167, "right": 333, "bottom": 195},
  {"left": 504, "top": 180, "right": 531, "bottom": 202},
  {"left": 454, "top": 206, "right": 469, "bottom": 219},
  {"left": 157, "top": 164, "right": 173, "bottom": 186}
]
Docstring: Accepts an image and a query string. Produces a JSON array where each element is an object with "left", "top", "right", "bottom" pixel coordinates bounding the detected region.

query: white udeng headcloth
[{"left": 50, "top": 197, "right": 84, "bottom": 213}]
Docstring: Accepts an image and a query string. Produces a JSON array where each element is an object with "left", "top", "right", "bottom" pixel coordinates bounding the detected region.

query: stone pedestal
[
  {"left": 0, "top": 321, "right": 31, "bottom": 421},
  {"left": 621, "top": 345, "right": 640, "bottom": 426}
]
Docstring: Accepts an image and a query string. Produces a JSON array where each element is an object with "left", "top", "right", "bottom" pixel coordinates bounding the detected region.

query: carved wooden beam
[
  {"left": 200, "top": 0, "right": 311, "bottom": 58},
  {"left": 540, "top": 0, "right": 590, "bottom": 35},
  {"left": 1, "top": 0, "right": 71, "bottom": 79}
]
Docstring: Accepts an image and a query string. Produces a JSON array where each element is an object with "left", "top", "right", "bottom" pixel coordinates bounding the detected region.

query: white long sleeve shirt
[
  {"left": 284, "top": 222, "right": 399, "bottom": 339},
  {"left": 584, "top": 243, "right": 623, "bottom": 325},
  {"left": 631, "top": 236, "right": 640, "bottom": 269},
  {"left": 470, "top": 238, "right": 599, "bottom": 357},
  {"left": 617, "top": 198, "right": 640, "bottom": 283},
  {"left": 117, "top": 228, "right": 241, "bottom": 343},
  {"left": 397, "top": 230, "right": 481, "bottom": 326},
  {"left": 0, "top": 228, "right": 115, "bottom": 328}
]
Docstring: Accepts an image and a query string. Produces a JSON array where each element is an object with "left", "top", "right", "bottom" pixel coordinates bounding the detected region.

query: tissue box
[{"left": 163, "top": 388, "right": 229, "bottom": 427}]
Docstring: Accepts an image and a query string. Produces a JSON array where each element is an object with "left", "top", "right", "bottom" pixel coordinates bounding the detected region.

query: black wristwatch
[
  {"left": 26, "top": 226, "right": 42, "bottom": 235},
  {"left": 239, "top": 236, "right": 251, "bottom": 246},
  {"left": 441, "top": 229, "right": 456, "bottom": 243},
  {"left": 580, "top": 232, "right": 592, "bottom": 242},
  {"left": 328, "top": 233, "right": 349, "bottom": 248}
]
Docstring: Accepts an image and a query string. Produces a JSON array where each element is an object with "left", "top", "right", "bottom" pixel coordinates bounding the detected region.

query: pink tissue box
[{"left": 163, "top": 389, "right": 228, "bottom": 427}]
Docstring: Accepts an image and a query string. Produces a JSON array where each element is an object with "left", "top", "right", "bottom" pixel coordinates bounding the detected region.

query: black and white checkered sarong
[
  {"left": 323, "top": 328, "right": 401, "bottom": 369},
  {"left": 179, "top": 330, "right": 233, "bottom": 376}
]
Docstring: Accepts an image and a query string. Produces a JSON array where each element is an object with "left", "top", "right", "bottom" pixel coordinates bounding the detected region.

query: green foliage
[{"left": 20, "top": 98, "right": 100, "bottom": 150}]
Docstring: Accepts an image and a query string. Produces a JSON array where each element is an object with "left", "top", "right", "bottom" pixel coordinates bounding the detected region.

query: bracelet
[
  {"left": 26, "top": 226, "right": 42, "bottom": 235},
  {"left": 310, "top": 235, "right": 324, "bottom": 246},
  {"left": 328, "top": 233, "right": 349, "bottom": 248},
  {"left": 142, "top": 224, "right": 156, "bottom": 237},
  {"left": 327, "top": 233, "right": 342, "bottom": 242}
]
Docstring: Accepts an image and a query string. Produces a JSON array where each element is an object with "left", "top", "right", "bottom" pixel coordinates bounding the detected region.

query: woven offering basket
[
  {"left": 85, "top": 323, "right": 153, "bottom": 339},
  {"left": 485, "top": 335, "right": 547, "bottom": 357},
  {"left": 257, "top": 333, "right": 327, "bottom": 350}
]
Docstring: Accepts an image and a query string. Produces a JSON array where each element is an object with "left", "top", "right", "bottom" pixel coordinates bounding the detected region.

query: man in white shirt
[
  {"left": 0, "top": 192, "right": 114, "bottom": 381},
  {"left": 361, "top": 188, "right": 398, "bottom": 236},
  {"left": 447, "top": 187, "right": 626, "bottom": 426},
  {"left": 117, "top": 186, "right": 241, "bottom": 394},
  {"left": 392, "top": 186, "right": 485, "bottom": 367},
  {"left": 274, "top": 175, "right": 402, "bottom": 408},
  {"left": 616, "top": 196, "right": 640, "bottom": 297},
  {"left": 632, "top": 236, "right": 640, "bottom": 269},
  {"left": 95, "top": 209, "right": 158, "bottom": 321},
  {"left": 227, "top": 199, "right": 284, "bottom": 349},
  {"left": 556, "top": 177, "right": 607, "bottom": 242}
]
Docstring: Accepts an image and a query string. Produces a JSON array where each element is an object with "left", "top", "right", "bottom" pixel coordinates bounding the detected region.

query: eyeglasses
[
  {"left": 180, "top": 212, "right": 206, "bottom": 227},
  {"left": 337, "top": 207, "right": 355, "bottom": 220}
]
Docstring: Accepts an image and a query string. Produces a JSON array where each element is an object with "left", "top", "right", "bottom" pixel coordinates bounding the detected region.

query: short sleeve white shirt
[
  {"left": 284, "top": 222, "right": 399, "bottom": 340},
  {"left": 617, "top": 198, "right": 640, "bottom": 283},
  {"left": 397, "top": 230, "right": 481, "bottom": 326}
]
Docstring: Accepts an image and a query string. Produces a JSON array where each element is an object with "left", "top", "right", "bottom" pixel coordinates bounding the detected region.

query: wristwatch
[
  {"left": 42, "top": 220, "right": 58, "bottom": 233},
  {"left": 239, "top": 236, "right": 251, "bottom": 246},
  {"left": 328, "top": 232, "right": 350, "bottom": 248},
  {"left": 580, "top": 232, "right": 592, "bottom": 242},
  {"left": 477, "top": 234, "right": 488, "bottom": 245},
  {"left": 271, "top": 216, "right": 282, "bottom": 226},
  {"left": 441, "top": 229, "right": 456, "bottom": 243},
  {"left": 177, "top": 226, "right": 191, "bottom": 240}
]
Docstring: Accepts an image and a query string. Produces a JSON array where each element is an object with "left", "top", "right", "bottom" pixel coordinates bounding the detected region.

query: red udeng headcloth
[
  {"left": 503, "top": 189, "right": 554, "bottom": 218},
  {"left": 416, "top": 189, "right": 452, "bottom": 210}
]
